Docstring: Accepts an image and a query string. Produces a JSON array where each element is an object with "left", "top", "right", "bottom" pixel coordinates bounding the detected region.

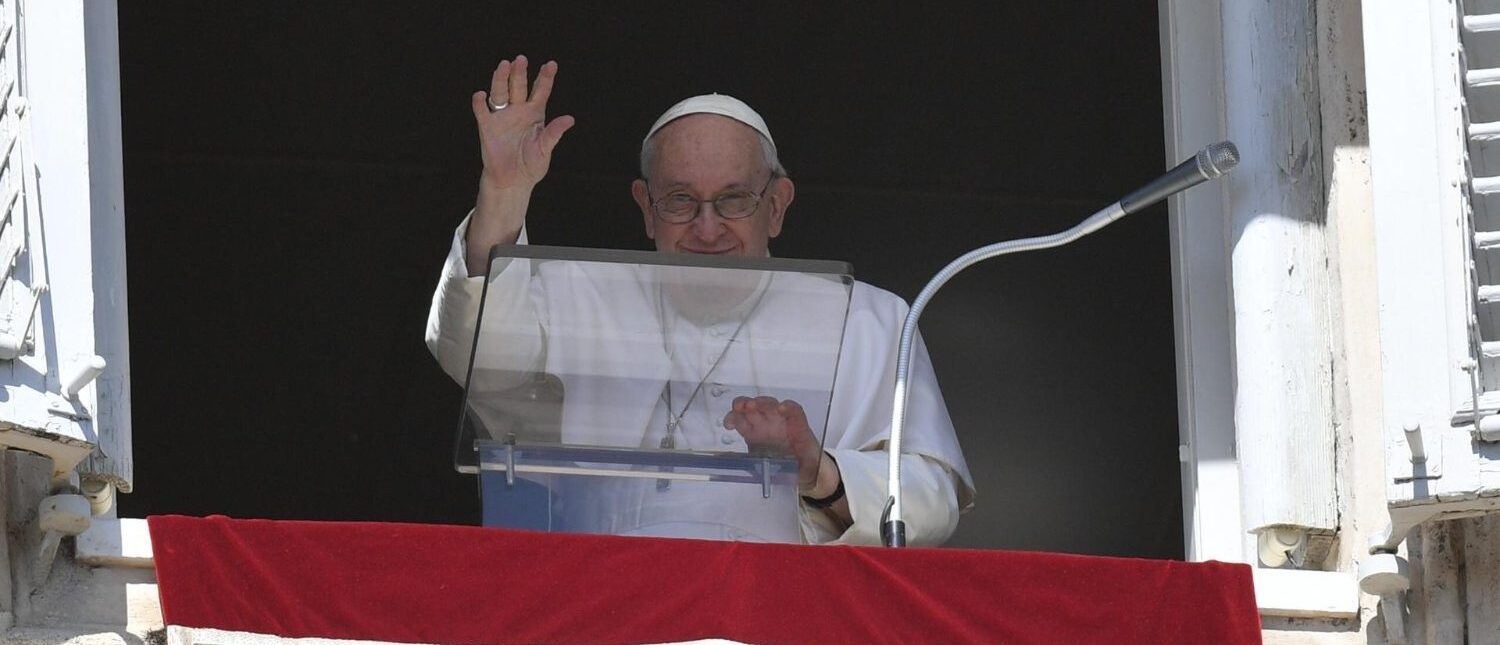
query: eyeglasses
[{"left": 646, "top": 176, "right": 776, "bottom": 224}]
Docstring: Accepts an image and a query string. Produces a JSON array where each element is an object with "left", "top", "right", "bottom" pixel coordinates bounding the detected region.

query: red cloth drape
[{"left": 148, "top": 515, "right": 1260, "bottom": 645}]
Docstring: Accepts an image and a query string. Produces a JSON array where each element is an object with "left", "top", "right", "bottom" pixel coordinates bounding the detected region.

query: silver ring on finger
[{"left": 486, "top": 96, "right": 509, "bottom": 112}]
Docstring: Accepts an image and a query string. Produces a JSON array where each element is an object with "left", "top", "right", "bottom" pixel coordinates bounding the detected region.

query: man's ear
[
  {"left": 631, "top": 179, "right": 656, "bottom": 240},
  {"left": 766, "top": 177, "right": 794, "bottom": 238}
]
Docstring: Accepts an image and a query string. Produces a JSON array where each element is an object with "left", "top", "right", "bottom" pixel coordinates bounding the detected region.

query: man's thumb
[{"left": 539, "top": 115, "right": 576, "bottom": 155}]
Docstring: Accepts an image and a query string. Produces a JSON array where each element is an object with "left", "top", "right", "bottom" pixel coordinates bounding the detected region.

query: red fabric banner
[{"left": 148, "top": 515, "right": 1260, "bottom": 645}]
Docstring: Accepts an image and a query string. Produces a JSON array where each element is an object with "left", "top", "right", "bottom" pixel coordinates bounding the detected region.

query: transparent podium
[{"left": 455, "top": 245, "right": 853, "bottom": 543}]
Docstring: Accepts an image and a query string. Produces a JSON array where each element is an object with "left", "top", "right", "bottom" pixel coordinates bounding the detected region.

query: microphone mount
[{"left": 880, "top": 141, "right": 1240, "bottom": 547}]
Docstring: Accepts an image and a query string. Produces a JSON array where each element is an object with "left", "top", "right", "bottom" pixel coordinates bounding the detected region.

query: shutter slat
[{"left": 1468, "top": 14, "right": 1500, "bottom": 33}]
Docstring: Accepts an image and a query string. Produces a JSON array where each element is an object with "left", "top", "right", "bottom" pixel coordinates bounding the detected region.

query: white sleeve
[
  {"left": 799, "top": 450, "right": 960, "bottom": 546},
  {"left": 798, "top": 289, "right": 974, "bottom": 545},
  {"left": 423, "top": 214, "right": 542, "bottom": 387}
]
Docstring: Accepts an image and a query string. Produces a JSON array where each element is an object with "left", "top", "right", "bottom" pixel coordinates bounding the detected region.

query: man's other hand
[{"left": 723, "top": 396, "right": 826, "bottom": 493}]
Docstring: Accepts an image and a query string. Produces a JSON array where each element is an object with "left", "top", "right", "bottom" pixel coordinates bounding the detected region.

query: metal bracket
[
  {"left": 1393, "top": 423, "right": 1442, "bottom": 483},
  {"left": 504, "top": 440, "right": 516, "bottom": 487},
  {"left": 760, "top": 456, "right": 771, "bottom": 499},
  {"left": 45, "top": 393, "right": 87, "bottom": 421}
]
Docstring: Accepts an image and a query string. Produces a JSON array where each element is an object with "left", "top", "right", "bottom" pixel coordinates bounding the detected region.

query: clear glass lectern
[{"left": 455, "top": 245, "right": 853, "bottom": 543}]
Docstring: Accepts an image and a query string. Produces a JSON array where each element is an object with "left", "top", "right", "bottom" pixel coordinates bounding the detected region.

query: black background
[{"left": 117, "top": 2, "right": 1181, "bottom": 557}]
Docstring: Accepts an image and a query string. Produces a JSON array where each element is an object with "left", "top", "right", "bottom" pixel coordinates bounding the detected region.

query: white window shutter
[{"left": 0, "top": 0, "right": 132, "bottom": 492}]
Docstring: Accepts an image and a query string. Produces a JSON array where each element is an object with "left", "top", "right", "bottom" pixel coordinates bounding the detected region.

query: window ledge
[
  {"left": 1253, "top": 568, "right": 1360, "bottom": 619},
  {"left": 77, "top": 517, "right": 153, "bottom": 569}
]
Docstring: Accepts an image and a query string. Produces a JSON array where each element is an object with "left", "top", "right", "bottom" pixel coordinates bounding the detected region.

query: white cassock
[{"left": 426, "top": 217, "right": 975, "bottom": 545}]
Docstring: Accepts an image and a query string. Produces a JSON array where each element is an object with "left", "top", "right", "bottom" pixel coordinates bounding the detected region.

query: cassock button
[
  {"left": 720, "top": 434, "right": 736, "bottom": 445},
  {"left": 710, "top": 384, "right": 727, "bottom": 397}
]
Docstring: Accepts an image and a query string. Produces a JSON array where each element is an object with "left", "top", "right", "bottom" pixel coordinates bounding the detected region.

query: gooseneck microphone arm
[{"left": 880, "top": 141, "right": 1240, "bottom": 547}]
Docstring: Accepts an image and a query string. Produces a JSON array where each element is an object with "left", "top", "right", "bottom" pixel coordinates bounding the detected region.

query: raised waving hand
[
  {"left": 471, "top": 56, "right": 575, "bottom": 189},
  {"left": 464, "top": 56, "right": 576, "bottom": 274}
]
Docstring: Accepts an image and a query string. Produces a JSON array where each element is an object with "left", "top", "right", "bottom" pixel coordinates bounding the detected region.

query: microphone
[
  {"left": 1119, "top": 141, "right": 1240, "bottom": 216},
  {"left": 880, "top": 141, "right": 1240, "bottom": 547}
]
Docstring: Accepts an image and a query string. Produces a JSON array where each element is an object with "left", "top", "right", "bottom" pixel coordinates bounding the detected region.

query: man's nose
[{"left": 690, "top": 202, "right": 725, "bottom": 237}]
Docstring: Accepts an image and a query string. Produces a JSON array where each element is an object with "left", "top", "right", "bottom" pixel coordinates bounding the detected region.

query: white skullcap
[{"left": 643, "top": 93, "right": 776, "bottom": 148}]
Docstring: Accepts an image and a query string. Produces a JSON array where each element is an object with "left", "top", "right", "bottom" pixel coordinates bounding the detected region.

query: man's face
[{"left": 631, "top": 115, "right": 793, "bottom": 257}]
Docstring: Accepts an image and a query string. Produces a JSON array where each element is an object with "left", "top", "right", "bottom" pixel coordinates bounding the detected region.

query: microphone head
[{"left": 1195, "top": 141, "right": 1240, "bottom": 178}]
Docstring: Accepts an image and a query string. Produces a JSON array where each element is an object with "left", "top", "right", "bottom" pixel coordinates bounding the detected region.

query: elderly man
[{"left": 426, "top": 56, "right": 973, "bottom": 544}]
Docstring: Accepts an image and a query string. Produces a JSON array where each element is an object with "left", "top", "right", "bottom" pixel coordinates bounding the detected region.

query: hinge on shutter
[{"left": 1453, "top": 359, "right": 1500, "bottom": 442}]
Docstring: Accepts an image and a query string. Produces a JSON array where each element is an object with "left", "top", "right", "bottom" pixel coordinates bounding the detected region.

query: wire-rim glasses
[{"left": 646, "top": 176, "right": 776, "bottom": 223}]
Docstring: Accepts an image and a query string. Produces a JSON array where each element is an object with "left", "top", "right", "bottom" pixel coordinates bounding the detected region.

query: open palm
[{"left": 470, "top": 56, "right": 575, "bottom": 190}]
